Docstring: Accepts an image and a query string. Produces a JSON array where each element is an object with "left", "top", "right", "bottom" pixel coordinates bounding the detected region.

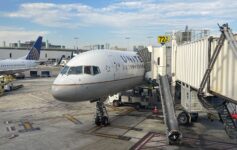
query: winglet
[{"left": 25, "top": 36, "right": 43, "bottom": 60}]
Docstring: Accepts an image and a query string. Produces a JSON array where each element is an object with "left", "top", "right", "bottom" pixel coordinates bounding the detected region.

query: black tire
[
  {"left": 178, "top": 112, "right": 189, "bottom": 125},
  {"left": 190, "top": 113, "right": 198, "bottom": 122},
  {"left": 10, "top": 86, "right": 13, "bottom": 91},
  {"left": 101, "top": 116, "right": 109, "bottom": 126},
  {"left": 134, "top": 103, "right": 141, "bottom": 110},
  {"left": 113, "top": 100, "right": 120, "bottom": 107},
  {"left": 95, "top": 116, "right": 101, "bottom": 126}
]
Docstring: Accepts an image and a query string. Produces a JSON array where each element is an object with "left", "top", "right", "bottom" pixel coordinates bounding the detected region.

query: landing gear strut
[{"left": 94, "top": 99, "right": 110, "bottom": 126}]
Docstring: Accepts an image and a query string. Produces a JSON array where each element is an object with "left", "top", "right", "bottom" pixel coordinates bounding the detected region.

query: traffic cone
[
  {"left": 231, "top": 113, "right": 237, "bottom": 120},
  {"left": 152, "top": 106, "right": 159, "bottom": 114}
]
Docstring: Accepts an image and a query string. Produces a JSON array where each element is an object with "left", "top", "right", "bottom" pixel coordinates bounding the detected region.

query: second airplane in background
[{"left": 0, "top": 36, "right": 43, "bottom": 75}]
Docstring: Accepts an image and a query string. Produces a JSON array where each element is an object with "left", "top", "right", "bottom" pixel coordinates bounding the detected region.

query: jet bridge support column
[{"left": 158, "top": 75, "right": 182, "bottom": 144}]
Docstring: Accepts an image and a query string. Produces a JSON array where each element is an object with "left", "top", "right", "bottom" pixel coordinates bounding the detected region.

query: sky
[{"left": 0, "top": 0, "right": 237, "bottom": 49}]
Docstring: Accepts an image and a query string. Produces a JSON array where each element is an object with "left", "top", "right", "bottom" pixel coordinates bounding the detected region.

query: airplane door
[{"left": 108, "top": 55, "right": 120, "bottom": 80}]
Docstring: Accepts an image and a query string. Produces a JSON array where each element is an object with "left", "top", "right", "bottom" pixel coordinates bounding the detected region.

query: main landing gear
[{"left": 94, "top": 99, "right": 110, "bottom": 126}]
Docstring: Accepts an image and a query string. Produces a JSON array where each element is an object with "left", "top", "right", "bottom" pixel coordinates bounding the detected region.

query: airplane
[
  {"left": 52, "top": 50, "right": 145, "bottom": 126},
  {"left": 0, "top": 36, "right": 43, "bottom": 75}
]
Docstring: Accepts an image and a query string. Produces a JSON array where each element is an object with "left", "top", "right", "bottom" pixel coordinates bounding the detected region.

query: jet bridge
[
  {"left": 171, "top": 24, "right": 237, "bottom": 138},
  {"left": 138, "top": 23, "right": 237, "bottom": 143},
  {"left": 158, "top": 75, "right": 181, "bottom": 144}
]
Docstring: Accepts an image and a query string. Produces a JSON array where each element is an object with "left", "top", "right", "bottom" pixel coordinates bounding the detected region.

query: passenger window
[
  {"left": 60, "top": 66, "right": 69, "bottom": 75},
  {"left": 93, "top": 66, "right": 100, "bottom": 75},
  {"left": 84, "top": 66, "right": 92, "bottom": 75}
]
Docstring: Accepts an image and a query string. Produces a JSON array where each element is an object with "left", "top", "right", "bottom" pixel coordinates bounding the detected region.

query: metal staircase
[{"left": 216, "top": 102, "right": 237, "bottom": 139}]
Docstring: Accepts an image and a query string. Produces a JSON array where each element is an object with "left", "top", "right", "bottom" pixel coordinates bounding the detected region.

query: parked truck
[{"left": 108, "top": 87, "right": 150, "bottom": 109}]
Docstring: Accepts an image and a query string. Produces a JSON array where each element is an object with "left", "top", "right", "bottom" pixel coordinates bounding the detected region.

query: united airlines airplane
[
  {"left": 52, "top": 50, "right": 145, "bottom": 126},
  {"left": 0, "top": 36, "right": 43, "bottom": 75}
]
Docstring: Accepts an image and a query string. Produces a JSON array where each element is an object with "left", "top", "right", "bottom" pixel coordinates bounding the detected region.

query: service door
[{"left": 108, "top": 55, "right": 121, "bottom": 80}]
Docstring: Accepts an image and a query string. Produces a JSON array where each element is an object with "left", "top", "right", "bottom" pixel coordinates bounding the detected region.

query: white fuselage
[
  {"left": 0, "top": 59, "right": 38, "bottom": 75},
  {"left": 52, "top": 50, "right": 145, "bottom": 102}
]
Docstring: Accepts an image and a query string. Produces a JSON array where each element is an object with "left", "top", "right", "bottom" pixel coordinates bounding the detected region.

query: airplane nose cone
[
  {"left": 52, "top": 84, "right": 77, "bottom": 102},
  {"left": 52, "top": 75, "right": 99, "bottom": 102},
  {"left": 52, "top": 74, "right": 78, "bottom": 102}
]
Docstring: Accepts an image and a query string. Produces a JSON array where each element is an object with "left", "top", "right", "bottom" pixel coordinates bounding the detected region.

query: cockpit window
[
  {"left": 68, "top": 66, "right": 82, "bottom": 75},
  {"left": 93, "top": 66, "right": 100, "bottom": 75},
  {"left": 83, "top": 66, "right": 101, "bottom": 75},
  {"left": 62, "top": 65, "right": 100, "bottom": 75},
  {"left": 60, "top": 66, "right": 69, "bottom": 75},
  {"left": 84, "top": 66, "right": 92, "bottom": 74}
]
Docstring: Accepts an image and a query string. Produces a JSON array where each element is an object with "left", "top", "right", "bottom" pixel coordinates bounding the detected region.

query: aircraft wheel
[
  {"left": 101, "top": 116, "right": 109, "bottom": 126},
  {"left": 95, "top": 116, "right": 101, "bottom": 126},
  {"left": 178, "top": 111, "right": 189, "bottom": 125}
]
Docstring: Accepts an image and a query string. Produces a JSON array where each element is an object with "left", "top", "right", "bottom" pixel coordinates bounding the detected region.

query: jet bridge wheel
[{"left": 177, "top": 111, "right": 190, "bottom": 125}]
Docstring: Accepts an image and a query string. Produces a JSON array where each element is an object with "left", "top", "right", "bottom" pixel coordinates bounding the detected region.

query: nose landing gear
[{"left": 94, "top": 99, "right": 110, "bottom": 126}]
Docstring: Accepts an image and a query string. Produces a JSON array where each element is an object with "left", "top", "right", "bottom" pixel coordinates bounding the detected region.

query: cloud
[
  {"left": 3, "top": 0, "right": 237, "bottom": 33},
  {"left": 0, "top": 26, "right": 48, "bottom": 44}
]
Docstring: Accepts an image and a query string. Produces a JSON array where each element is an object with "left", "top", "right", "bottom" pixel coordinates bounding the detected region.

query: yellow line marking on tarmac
[
  {"left": 28, "top": 94, "right": 45, "bottom": 100},
  {"left": 28, "top": 94, "right": 50, "bottom": 104},
  {"left": 23, "top": 122, "right": 32, "bottom": 130},
  {"left": 92, "top": 133, "right": 131, "bottom": 141},
  {"left": 93, "top": 133, "right": 119, "bottom": 139},
  {"left": 63, "top": 114, "right": 82, "bottom": 124},
  {"left": 87, "top": 126, "right": 102, "bottom": 133},
  {"left": 110, "top": 125, "right": 142, "bottom": 131}
]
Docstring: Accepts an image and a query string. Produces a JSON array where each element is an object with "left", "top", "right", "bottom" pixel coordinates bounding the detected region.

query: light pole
[
  {"left": 74, "top": 37, "right": 79, "bottom": 50},
  {"left": 125, "top": 37, "right": 130, "bottom": 51},
  {"left": 147, "top": 36, "right": 153, "bottom": 46}
]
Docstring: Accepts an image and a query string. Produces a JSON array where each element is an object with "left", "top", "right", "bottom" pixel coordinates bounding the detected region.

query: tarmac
[{"left": 0, "top": 66, "right": 236, "bottom": 150}]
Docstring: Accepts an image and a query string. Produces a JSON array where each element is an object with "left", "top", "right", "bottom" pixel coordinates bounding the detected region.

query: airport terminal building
[
  {"left": 0, "top": 47, "right": 77, "bottom": 61},
  {"left": 0, "top": 40, "right": 87, "bottom": 61}
]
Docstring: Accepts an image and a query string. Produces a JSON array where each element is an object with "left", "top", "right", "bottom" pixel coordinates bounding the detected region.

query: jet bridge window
[
  {"left": 68, "top": 66, "right": 83, "bottom": 75},
  {"left": 60, "top": 66, "right": 69, "bottom": 75}
]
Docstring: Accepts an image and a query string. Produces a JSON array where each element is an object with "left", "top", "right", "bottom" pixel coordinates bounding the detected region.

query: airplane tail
[{"left": 25, "top": 36, "right": 43, "bottom": 60}]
